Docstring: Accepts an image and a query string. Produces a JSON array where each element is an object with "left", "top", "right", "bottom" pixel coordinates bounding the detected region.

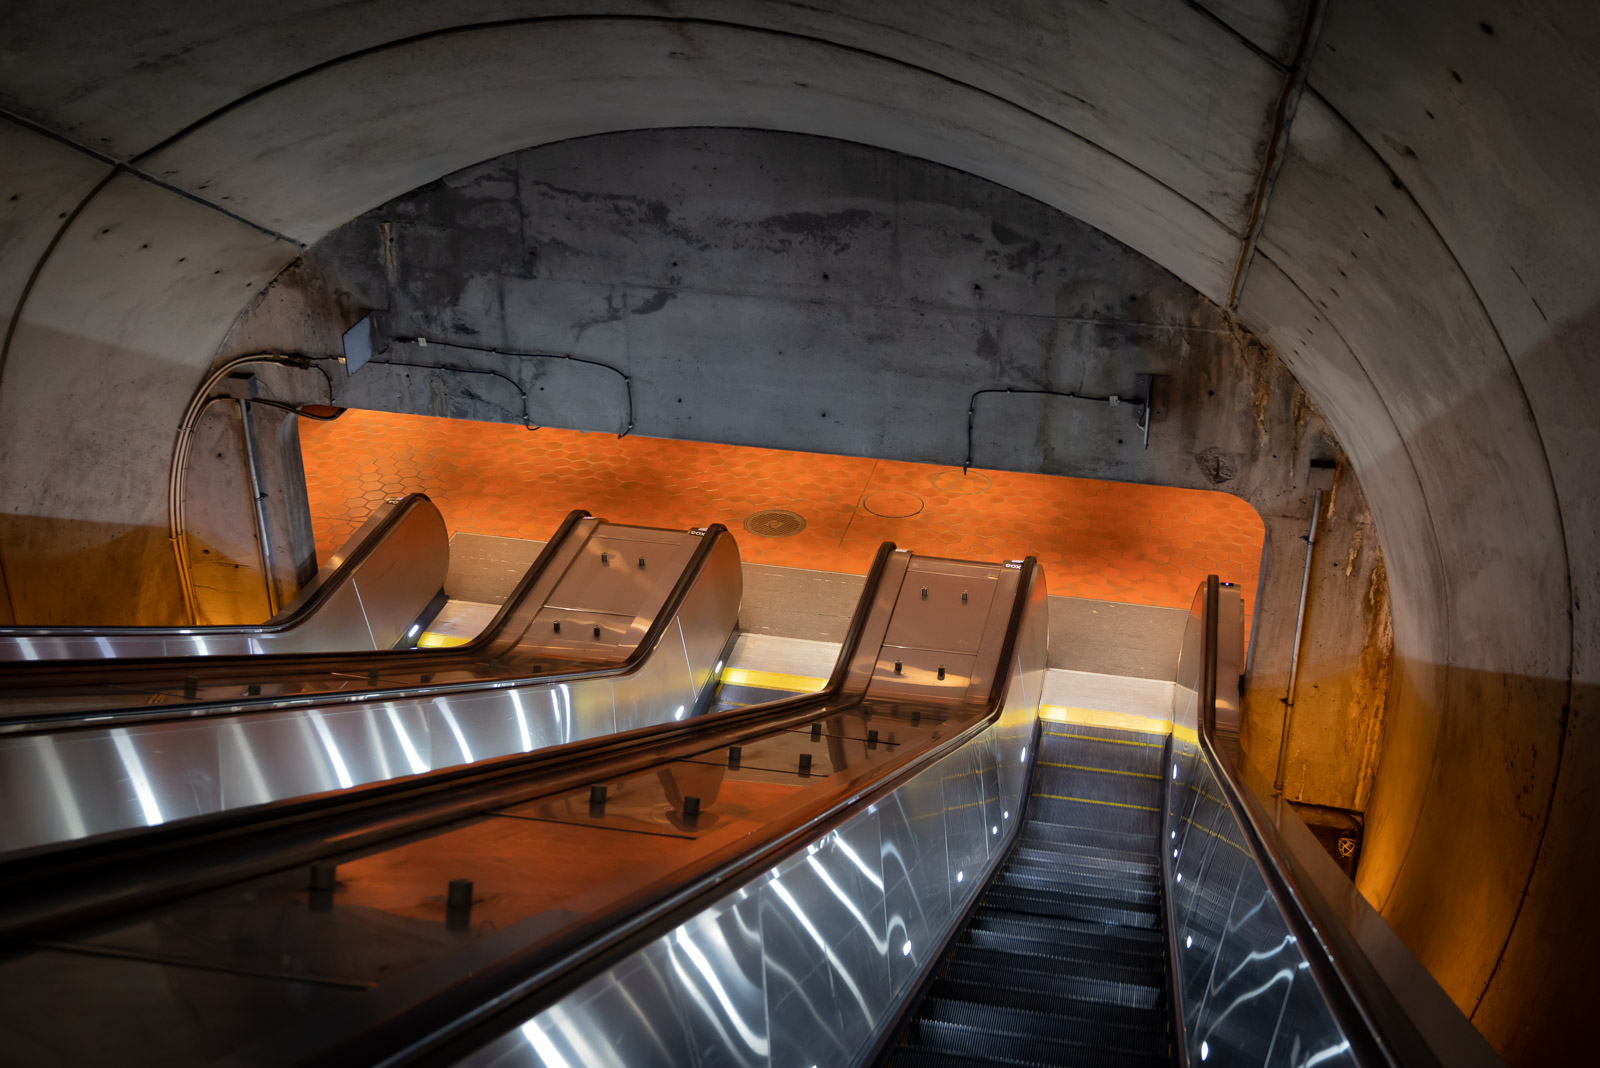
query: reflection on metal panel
[
  {"left": 459, "top": 642, "right": 1045, "bottom": 1068},
  {"left": 0, "top": 495, "right": 449, "bottom": 661},
  {"left": 0, "top": 526, "right": 739, "bottom": 854},
  {"left": 1164, "top": 580, "right": 1353, "bottom": 1068}
]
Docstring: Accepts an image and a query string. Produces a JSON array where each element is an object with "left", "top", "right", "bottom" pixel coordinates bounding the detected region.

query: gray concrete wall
[{"left": 0, "top": 3, "right": 1594, "bottom": 1058}]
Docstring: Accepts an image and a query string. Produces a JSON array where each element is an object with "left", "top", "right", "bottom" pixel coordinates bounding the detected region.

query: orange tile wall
[{"left": 300, "top": 410, "right": 1262, "bottom": 632}]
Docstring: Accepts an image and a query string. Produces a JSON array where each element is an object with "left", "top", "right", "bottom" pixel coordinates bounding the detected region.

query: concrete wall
[{"left": 0, "top": 2, "right": 1594, "bottom": 1059}]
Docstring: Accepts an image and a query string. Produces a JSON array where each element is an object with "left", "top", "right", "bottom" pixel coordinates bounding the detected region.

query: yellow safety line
[
  {"left": 1041, "top": 705, "right": 1172, "bottom": 737},
  {"left": 720, "top": 667, "right": 826, "bottom": 693},
  {"left": 417, "top": 632, "right": 472, "bottom": 648},
  {"left": 1032, "top": 793, "right": 1159, "bottom": 813},
  {"left": 1040, "top": 762, "right": 1160, "bottom": 780},
  {"left": 1182, "top": 815, "right": 1250, "bottom": 855},
  {"left": 1044, "top": 730, "right": 1164, "bottom": 750}
]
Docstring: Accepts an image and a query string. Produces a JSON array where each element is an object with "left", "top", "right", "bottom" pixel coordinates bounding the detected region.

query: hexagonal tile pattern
[{"left": 301, "top": 410, "right": 1264, "bottom": 635}]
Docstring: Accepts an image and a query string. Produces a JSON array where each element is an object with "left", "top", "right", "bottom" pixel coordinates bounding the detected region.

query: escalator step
[
  {"left": 962, "top": 920, "right": 1164, "bottom": 965},
  {"left": 983, "top": 885, "right": 1159, "bottom": 929},
  {"left": 888, "top": 1048, "right": 1020, "bottom": 1068},
  {"left": 950, "top": 945, "right": 1162, "bottom": 988},
  {"left": 914, "top": 997, "right": 1168, "bottom": 1059},
  {"left": 998, "top": 866, "right": 1160, "bottom": 904},
  {"left": 1027, "top": 798, "right": 1161, "bottom": 839},
  {"left": 966, "top": 907, "right": 1164, "bottom": 950},
  {"left": 1011, "top": 844, "right": 1159, "bottom": 878},
  {"left": 1019, "top": 823, "right": 1160, "bottom": 856},
  {"left": 929, "top": 976, "right": 1165, "bottom": 1029},
  {"left": 941, "top": 959, "right": 1164, "bottom": 1010},
  {"left": 903, "top": 1018, "right": 1170, "bottom": 1068}
]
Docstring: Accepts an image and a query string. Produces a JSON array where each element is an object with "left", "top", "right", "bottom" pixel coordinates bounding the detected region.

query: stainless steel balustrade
[
  {"left": 0, "top": 523, "right": 741, "bottom": 854},
  {"left": 456, "top": 563, "right": 1049, "bottom": 1068},
  {"left": 0, "top": 494, "right": 449, "bottom": 661},
  {"left": 1161, "top": 577, "right": 1504, "bottom": 1068}
]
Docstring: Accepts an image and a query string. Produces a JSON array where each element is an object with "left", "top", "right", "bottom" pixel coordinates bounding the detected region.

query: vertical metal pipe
[
  {"left": 1274, "top": 488, "right": 1322, "bottom": 793},
  {"left": 237, "top": 399, "right": 281, "bottom": 617}
]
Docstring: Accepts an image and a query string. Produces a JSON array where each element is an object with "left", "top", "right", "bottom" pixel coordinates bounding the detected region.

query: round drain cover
[
  {"left": 862, "top": 490, "right": 925, "bottom": 518},
  {"left": 932, "top": 469, "right": 992, "bottom": 496},
  {"left": 744, "top": 509, "right": 807, "bottom": 537}
]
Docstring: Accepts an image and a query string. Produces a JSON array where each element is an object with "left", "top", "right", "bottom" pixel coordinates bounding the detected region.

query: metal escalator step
[
  {"left": 905, "top": 1018, "right": 1170, "bottom": 1068},
  {"left": 962, "top": 921, "right": 1163, "bottom": 967},
  {"left": 1027, "top": 798, "right": 1161, "bottom": 838},
  {"left": 1018, "top": 822, "right": 1159, "bottom": 856},
  {"left": 942, "top": 959, "right": 1164, "bottom": 1010},
  {"left": 997, "top": 865, "right": 1160, "bottom": 905},
  {"left": 1011, "top": 845, "right": 1158, "bottom": 878},
  {"left": 967, "top": 907, "right": 1165, "bottom": 951},
  {"left": 930, "top": 976, "right": 1165, "bottom": 1028},
  {"left": 1030, "top": 769, "right": 1163, "bottom": 811},
  {"left": 950, "top": 945, "right": 1162, "bottom": 989},
  {"left": 914, "top": 997, "right": 1168, "bottom": 1059},
  {"left": 1034, "top": 737, "right": 1166, "bottom": 775},
  {"left": 982, "top": 885, "right": 1159, "bottom": 929},
  {"left": 888, "top": 1047, "right": 1018, "bottom": 1068}
]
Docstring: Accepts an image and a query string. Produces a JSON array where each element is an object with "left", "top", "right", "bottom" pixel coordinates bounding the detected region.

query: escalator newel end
[
  {"left": 728, "top": 746, "right": 742, "bottom": 769},
  {"left": 799, "top": 753, "right": 813, "bottom": 777}
]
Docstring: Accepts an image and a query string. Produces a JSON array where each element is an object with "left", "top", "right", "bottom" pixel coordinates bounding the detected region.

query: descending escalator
[
  {"left": 886, "top": 721, "right": 1173, "bottom": 1068},
  {"left": 0, "top": 493, "right": 450, "bottom": 661}
]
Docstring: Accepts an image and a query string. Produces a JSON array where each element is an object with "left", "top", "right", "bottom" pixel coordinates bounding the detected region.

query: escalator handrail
[
  {"left": 0, "top": 493, "right": 441, "bottom": 640},
  {"left": 368, "top": 555, "right": 1045, "bottom": 1068},
  {"left": 1185, "top": 575, "right": 1503, "bottom": 1068},
  {"left": 0, "top": 514, "right": 727, "bottom": 732},
  {"left": 0, "top": 542, "right": 903, "bottom": 943}
]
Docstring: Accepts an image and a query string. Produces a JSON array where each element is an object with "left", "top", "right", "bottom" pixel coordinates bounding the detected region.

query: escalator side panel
[
  {"left": 0, "top": 528, "right": 736, "bottom": 854},
  {"left": 458, "top": 646, "right": 1044, "bottom": 1068}
]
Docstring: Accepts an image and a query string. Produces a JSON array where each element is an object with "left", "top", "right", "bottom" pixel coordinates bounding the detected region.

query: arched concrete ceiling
[{"left": 0, "top": 3, "right": 1595, "bottom": 1059}]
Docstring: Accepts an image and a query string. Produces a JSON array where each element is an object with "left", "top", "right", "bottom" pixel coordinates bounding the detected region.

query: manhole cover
[
  {"left": 744, "top": 509, "right": 807, "bottom": 537},
  {"left": 862, "top": 490, "right": 925, "bottom": 518},
  {"left": 932, "top": 469, "right": 992, "bottom": 496}
]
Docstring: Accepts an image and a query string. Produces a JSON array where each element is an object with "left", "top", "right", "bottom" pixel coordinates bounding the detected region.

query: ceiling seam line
[
  {"left": 1226, "top": 0, "right": 1328, "bottom": 310},
  {"left": 116, "top": 13, "right": 1243, "bottom": 246},
  {"left": 1295, "top": 83, "right": 1577, "bottom": 1013},
  {"left": 1181, "top": 0, "right": 1287, "bottom": 70},
  {"left": 0, "top": 106, "right": 297, "bottom": 245},
  {"left": 1246, "top": 247, "right": 1452, "bottom": 918}
]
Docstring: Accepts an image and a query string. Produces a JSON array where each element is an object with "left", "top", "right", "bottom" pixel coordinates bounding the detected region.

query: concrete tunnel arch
[{"left": 0, "top": 5, "right": 1593, "bottom": 1063}]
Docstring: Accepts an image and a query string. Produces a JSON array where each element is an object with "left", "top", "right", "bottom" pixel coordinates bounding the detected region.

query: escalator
[
  {"left": 887, "top": 721, "right": 1172, "bottom": 1068},
  {"left": 0, "top": 494, "right": 450, "bottom": 661},
  {"left": 0, "top": 565, "right": 1508, "bottom": 1068},
  {"left": 0, "top": 510, "right": 742, "bottom": 852},
  {"left": 0, "top": 542, "right": 1044, "bottom": 1067}
]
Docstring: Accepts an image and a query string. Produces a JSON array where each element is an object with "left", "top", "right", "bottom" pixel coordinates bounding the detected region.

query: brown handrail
[
  {"left": 1183, "top": 575, "right": 1502, "bottom": 1068},
  {"left": 0, "top": 492, "right": 441, "bottom": 640},
  {"left": 0, "top": 513, "right": 728, "bottom": 733},
  {"left": 367, "top": 556, "right": 1046, "bottom": 1068},
  {"left": 0, "top": 541, "right": 905, "bottom": 943}
]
